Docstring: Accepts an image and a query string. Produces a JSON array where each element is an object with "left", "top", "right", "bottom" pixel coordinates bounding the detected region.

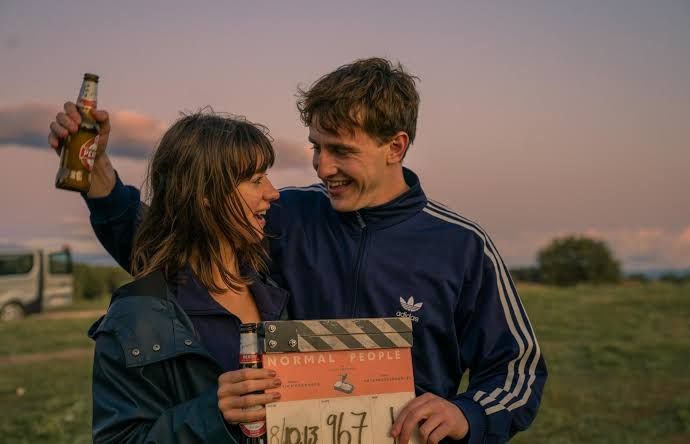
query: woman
[{"left": 86, "top": 111, "right": 286, "bottom": 442}]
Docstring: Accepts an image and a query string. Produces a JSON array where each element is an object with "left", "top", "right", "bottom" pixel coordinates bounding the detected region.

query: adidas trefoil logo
[
  {"left": 397, "top": 296, "right": 423, "bottom": 323},
  {"left": 400, "top": 296, "right": 423, "bottom": 312}
]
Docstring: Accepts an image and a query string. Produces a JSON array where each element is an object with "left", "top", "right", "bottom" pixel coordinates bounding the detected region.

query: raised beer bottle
[
  {"left": 239, "top": 323, "right": 267, "bottom": 444},
  {"left": 55, "top": 73, "right": 100, "bottom": 192}
]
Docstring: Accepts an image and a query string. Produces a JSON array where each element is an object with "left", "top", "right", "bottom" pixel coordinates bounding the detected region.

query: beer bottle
[
  {"left": 55, "top": 73, "right": 100, "bottom": 193},
  {"left": 239, "top": 323, "right": 267, "bottom": 444}
]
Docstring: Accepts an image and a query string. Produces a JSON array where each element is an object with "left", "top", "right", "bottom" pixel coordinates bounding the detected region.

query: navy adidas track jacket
[{"left": 85, "top": 167, "right": 546, "bottom": 443}]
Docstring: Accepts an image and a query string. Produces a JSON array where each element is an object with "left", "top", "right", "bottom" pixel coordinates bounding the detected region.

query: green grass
[
  {"left": 1, "top": 283, "right": 689, "bottom": 443},
  {"left": 512, "top": 282, "right": 690, "bottom": 443},
  {"left": 58, "top": 296, "right": 109, "bottom": 312},
  {"left": 0, "top": 357, "right": 93, "bottom": 444},
  {"left": 0, "top": 316, "right": 98, "bottom": 356},
  {"left": 0, "top": 297, "right": 108, "bottom": 356}
]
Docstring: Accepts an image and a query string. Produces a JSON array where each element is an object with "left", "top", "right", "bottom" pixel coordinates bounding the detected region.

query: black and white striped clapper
[{"left": 260, "top": 318, "right": 413, "bottom": 353}]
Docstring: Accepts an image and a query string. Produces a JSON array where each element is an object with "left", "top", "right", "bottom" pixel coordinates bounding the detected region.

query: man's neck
[{"left": 369, "top": 167, "right": 409, "bottom": 208}]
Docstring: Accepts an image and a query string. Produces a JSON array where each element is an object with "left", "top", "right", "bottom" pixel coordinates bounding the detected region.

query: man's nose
[{"left": 314, "top": 150, "right": 337, "bottom": 178}]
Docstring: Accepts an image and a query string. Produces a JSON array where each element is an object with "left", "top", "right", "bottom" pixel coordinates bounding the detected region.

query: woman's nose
[{"left": 264, "top": 179, "right": 279, "bottom": 202}]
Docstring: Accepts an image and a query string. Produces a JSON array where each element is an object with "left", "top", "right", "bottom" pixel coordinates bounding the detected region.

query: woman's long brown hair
[{"left": 131, "top": 110, "right": 275, "bottom": 292}]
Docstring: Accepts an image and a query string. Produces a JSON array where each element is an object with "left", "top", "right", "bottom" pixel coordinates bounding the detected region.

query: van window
[
  {"left": 49, "top": 251, "right": 73, "bottom": 274},
  {"left": 0, "top": 254, "right": 34, "bottom": 275}
]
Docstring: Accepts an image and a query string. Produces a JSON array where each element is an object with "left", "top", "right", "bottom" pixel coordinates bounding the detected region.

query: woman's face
[{"left": 236, "top": 170, "right": 280, "bottom": 240}]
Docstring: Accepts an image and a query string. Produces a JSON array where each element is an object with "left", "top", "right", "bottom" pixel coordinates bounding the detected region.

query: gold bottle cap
[{"left": 83, "top": 73, "right": 99, "bottom": 82}]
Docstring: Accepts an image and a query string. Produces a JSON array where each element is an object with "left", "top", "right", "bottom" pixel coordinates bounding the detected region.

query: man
[{"left": 49, "top": 58, "right": 546, "bottom": 443}]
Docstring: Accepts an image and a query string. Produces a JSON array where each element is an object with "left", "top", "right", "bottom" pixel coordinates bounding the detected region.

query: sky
[{"left": 1, "top": 0, "right": 689, "bottom": 271}]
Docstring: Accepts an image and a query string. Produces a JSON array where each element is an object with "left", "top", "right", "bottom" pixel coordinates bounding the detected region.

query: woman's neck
[
  {"left": 211, "top": 241, "right": 244, "bottom": 293},
  {"left": 208, "top": 241, "right": 261, "bottom": 323}
]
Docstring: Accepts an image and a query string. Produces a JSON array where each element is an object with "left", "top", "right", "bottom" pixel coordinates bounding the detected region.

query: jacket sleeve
[
  {"left": 92, "top": 332, "right": 238, "bottom": 444},
  {"left": 451, "top": 236, "right": 547, "bottom": 444},
  {"left": 265, "top": 193, "right": 288, "bottom": 290},
  {"left": 83, "top": 173, "right": 145, "bottom": 273}
]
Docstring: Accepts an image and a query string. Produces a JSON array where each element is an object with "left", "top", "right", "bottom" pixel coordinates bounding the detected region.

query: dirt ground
[
  {"left": 32, "top": 309, "right": 105, "bottom": 320},
  {"left": 0, "top": 347, "right": 93, "bottom": 366}
]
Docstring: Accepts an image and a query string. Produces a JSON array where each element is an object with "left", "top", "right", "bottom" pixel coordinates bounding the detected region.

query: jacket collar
[
  {"left": 339, "top": 168, "right": 428, "bottom": 230},
  {"left": 88, "top": 271, "right": 217, "bottom": 369},
  {"left": 175, "top": 265, "right": 289, "bottom": 322},
  {"left": 89, "top": 268, "right": 289, "bottom": 369}
]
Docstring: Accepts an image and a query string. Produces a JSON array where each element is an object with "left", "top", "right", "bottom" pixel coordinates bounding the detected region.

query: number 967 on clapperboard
[{"left": 259, "top": 318, "right": 420, "bottom": 444}]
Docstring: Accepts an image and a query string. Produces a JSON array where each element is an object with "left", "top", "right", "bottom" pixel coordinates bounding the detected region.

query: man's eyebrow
[{"left": 308, "top": 137, "right": 357, "bottom": 151}]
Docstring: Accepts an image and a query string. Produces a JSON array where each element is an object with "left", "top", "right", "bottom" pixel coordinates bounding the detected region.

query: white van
[{"left": 0, "top": 247, "right": 74, "bottom": 321}]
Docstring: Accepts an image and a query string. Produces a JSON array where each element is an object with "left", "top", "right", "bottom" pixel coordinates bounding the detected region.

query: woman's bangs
[{"left": 233, "top": 133, "right": 275, "bottom": 181}]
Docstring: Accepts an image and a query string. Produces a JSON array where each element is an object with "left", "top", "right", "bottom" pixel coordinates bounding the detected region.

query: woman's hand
[{"left": 217, "top": 368, "right": 282, "bottom": 424}]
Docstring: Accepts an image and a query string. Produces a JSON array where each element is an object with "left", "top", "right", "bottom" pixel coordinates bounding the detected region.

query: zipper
[{"left": 350, "top": 212, "right": 368, "bottom": 316}]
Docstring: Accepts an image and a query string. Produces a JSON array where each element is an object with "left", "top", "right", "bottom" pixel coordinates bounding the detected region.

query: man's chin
[{"left": 328, "top": 196, "right": 356, "bottom": 213}]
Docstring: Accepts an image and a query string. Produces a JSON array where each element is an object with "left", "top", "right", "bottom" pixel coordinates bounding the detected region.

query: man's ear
[{"left": 386, "top": 132, "right": 409, "bottom": 164}]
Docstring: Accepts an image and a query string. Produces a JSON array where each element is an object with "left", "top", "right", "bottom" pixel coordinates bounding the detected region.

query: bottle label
[
  {"left": 77, "top": 80, "right": 98, "bottom": 109},
  {"left": 78, "top": 135, "right": 98, "bottom": 171},
  {"left": 77, "top": 78, "right": 98, "bottom": 123},
  {"left": 239, "top": 416, "right": 266, "bottom": 438},
  {"left": 240, "top": 352, "right": 261, "bottom": 366},
  {"left": 240, "top": 331, "right": 259, "bottom": 354}
]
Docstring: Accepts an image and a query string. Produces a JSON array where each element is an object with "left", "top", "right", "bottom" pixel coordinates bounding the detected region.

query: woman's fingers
[{"left": 218, "top": 392, "right": 280, "bottom": 410}]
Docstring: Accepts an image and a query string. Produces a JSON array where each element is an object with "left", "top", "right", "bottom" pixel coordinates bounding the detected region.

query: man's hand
[
  {"left": 217, "top": 368, "right": 282, "bottom": 424},
  {"left": 391, "top": 393, "right": 469, "bottom": 444},
  {"left": 48, "top": 101, "right": 116, "bottom": 197}
]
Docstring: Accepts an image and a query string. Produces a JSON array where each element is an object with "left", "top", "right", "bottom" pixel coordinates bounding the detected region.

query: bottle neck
[
  {"left": 77, "top": 79, "right": 98, "bottom": 107},
  {"left": 240, "top": 328, "right": 261, "bottom": 366},
  {"left": 77, "top": 79, "right": 99, "bottom": 125}
]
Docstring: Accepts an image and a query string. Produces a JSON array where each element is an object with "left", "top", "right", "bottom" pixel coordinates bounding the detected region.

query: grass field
[{"left": 1, "top": 283, "right": 689, "bottom": 443}]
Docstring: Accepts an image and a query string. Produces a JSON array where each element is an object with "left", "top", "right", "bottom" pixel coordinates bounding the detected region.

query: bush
[
  {"left": 537, "top": 235, "right": 621, "bottom": 286},
  {"left": 626, "top": 273, "right": 650, "bottom": 284},
  {"left": 73, "top": 263, "right": 131, "bottom": 300},
  {"left": 510, "top": 266, "right": 543, "bottom": 283},
  {"left": 658, "top": 272, "right": 690, "bottom": 285}
]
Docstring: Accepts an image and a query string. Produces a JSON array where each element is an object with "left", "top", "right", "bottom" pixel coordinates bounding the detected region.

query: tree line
[
  {"left": 510, "top": 235, "right": 690, "bottom": 286},
  {"left": 74, "top": 235, "right": 688, "bottom": 298}
]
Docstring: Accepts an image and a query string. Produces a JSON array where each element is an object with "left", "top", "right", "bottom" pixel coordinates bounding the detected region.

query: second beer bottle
[{"left": 239, "top": 323, "right": 267, "bottom": 444}]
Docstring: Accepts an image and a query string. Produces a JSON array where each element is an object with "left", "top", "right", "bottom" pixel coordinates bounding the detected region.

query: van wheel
[{"left": 0, "top": 302, "right": 25, "bottom": 321}]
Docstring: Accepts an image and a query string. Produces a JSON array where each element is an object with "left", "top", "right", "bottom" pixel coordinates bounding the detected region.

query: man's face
[{"left": 309, "top": 125, "right": 393, "bottom": 212}]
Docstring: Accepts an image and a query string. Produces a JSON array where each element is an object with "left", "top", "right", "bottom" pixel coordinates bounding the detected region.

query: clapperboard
[{"left": 261, "top": 318, "right": 420, "bottom": 444}]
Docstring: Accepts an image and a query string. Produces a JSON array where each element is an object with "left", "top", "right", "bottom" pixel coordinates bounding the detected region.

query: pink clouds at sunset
[
  {"left": 579, "top": 227, "right": 690, "bottom": 271},
  {"left": 479, "top": 227, "right": 690, "bottom": 273},
  {"left": 0, "top": 143, "right": 314, "bottom": 263},
  {"left": 0, "top": 103, "right": 164, "bottom": 158},
  {"left": 0, "top": 104, "right": 314, "bottom": 263},
  {"left": 0, "top": 103, "right": 312, "bottom": 168},
  {"left": 680, "top": 227, "right": 690, "bottom": 245}
]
